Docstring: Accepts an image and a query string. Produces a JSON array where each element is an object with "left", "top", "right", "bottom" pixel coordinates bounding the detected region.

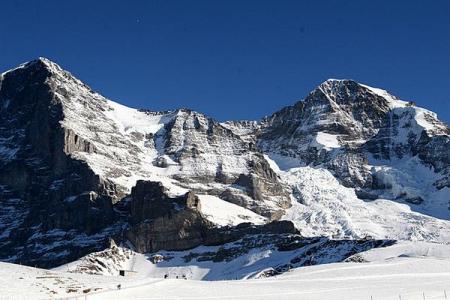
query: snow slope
[
  {"left": 3, "top": 242, "right": 450, "bottom": 300},
  {"left": 280, "top": 165, "right": 450, "bottom": 242},
  {"left": 89, "top": 257, "right": 450, "bottom": 300},
  {"left": 198, "top": 195, "right": 267, "bottom": 226}
]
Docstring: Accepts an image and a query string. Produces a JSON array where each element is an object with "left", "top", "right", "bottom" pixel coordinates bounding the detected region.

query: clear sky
[{"left": 1, "top": 0, "right": 449, "bottom": 122}]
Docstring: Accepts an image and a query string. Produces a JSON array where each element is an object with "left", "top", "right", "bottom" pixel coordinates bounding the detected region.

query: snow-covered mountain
[{"left": 0, "top": 58, "right": 449, "bottom": 269}]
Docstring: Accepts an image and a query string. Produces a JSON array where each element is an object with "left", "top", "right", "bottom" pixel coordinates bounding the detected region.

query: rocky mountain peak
[
  {"left": 1, "top": 58, "right": 97, "bottom": 105},
  {"left": 27, "top": 57, "right": 58, "bottom": 72},
  {"left": 1, "top": 57, "right": 58, "bottom": 79},
  {"left": 317, "top": 78, "right": 358, "bottom": 92},
  {"left": 309, "top": 78, "right": 395, "bottom": 110},
  {"left": 259, "top": 79, "right": 397, "bottom": 152}
]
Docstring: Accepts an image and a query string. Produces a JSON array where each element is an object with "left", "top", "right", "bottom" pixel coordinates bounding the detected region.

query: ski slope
[
  {"left": 88, "top": 257, "right": 450, "bottom": 300},
  {"left": 1, "top": 242, "right": 450, "bottom": 300}
]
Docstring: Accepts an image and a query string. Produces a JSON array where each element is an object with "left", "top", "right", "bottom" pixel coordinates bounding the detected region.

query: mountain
[
  {"left": 0, "top": 58, "right": 449, "bottom": 269},
  {"left": 259, "top": 79, "right": 449, "bottom": 189}
]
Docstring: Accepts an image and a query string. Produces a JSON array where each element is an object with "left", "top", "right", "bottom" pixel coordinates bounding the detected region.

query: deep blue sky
[{"left": 1, "top": 1, "right": 449, "bottom": 122}]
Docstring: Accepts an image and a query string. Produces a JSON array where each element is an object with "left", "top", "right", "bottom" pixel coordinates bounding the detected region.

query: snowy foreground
[{"left": 2, "top": 242, "right": 450, "bottom": 300}]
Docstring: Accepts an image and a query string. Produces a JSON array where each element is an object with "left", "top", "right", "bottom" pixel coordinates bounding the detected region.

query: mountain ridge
[{"left": 0, "top": 58, "right": 449, "bottom": 268}]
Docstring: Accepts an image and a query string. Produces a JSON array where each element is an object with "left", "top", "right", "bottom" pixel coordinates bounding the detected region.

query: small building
[{"left": 119, "top": 269, "right": 137, "bottom": 277}]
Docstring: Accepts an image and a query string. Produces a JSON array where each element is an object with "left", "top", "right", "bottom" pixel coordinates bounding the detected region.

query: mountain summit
[{"left": 0, "top": 59, "right": 449, "bottom": 267}]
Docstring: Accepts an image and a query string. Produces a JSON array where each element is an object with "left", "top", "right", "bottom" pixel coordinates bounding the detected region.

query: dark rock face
[
  {"left": 129, "top": 181, "right": 200, "bottom": 223},
  {"left": 203, "top": 220, "right": 299, "bottom": 247},
  {"left": 0, "top": 60, "right": 118, "bottom": 267},
  {"left": 126, "top": 180, "right": 213, "bottom": 252},
  {"left": 125, "top": 181, "right": 298, "bottom": 253},
  {"left": 127, "top": 209, "right": 212, "bottom": 253},
  {"left": 326, "top": 151, "right": 372, "bottom": 188},
  {"left": 231, "top": 156, "right": 291, "bottom": 219},
  {"left": 363, "top": 107, "right": 450, "bottom": 164},
  {"left": 414, "top": 133, "right": 450, "bottom": 172}
]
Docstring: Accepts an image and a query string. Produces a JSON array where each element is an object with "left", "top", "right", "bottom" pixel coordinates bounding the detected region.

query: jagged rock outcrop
[
  {"left": 160, "top": 109, "right": 290, "bottom": 218},
  {"left": 64, "top": 234, "right": 394, "bottom": 280},
  {"left": 126, "top": 181, "right": 212, "bottom": 252},
  {"left": 125, "top": 180, "right": 297, "bottom": 253},
  {"left": 129, "top": 181, "right": 201, "bottom": 223}
]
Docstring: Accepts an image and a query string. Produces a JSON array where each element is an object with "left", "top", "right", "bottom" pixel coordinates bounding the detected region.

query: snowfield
[
  {"left": 280, "top": 165, "right": 450, "bottom": 242},
  {"left": 198, "top": 195, "right": 267, "bottom": 226},
  {"left": 89, "top": 258, "right": 450, "bottom": 300},
  {"left": 2, "top": 242, "right": 450, "bottom": 300}
]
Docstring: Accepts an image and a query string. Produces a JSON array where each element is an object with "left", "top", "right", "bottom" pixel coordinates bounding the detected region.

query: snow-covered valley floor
[
  {"left": 2, "top": 242, "right": 450, "bottom": 300},
  {"left": 90, "top": 258, "right": 450, "bottom": 300}
]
